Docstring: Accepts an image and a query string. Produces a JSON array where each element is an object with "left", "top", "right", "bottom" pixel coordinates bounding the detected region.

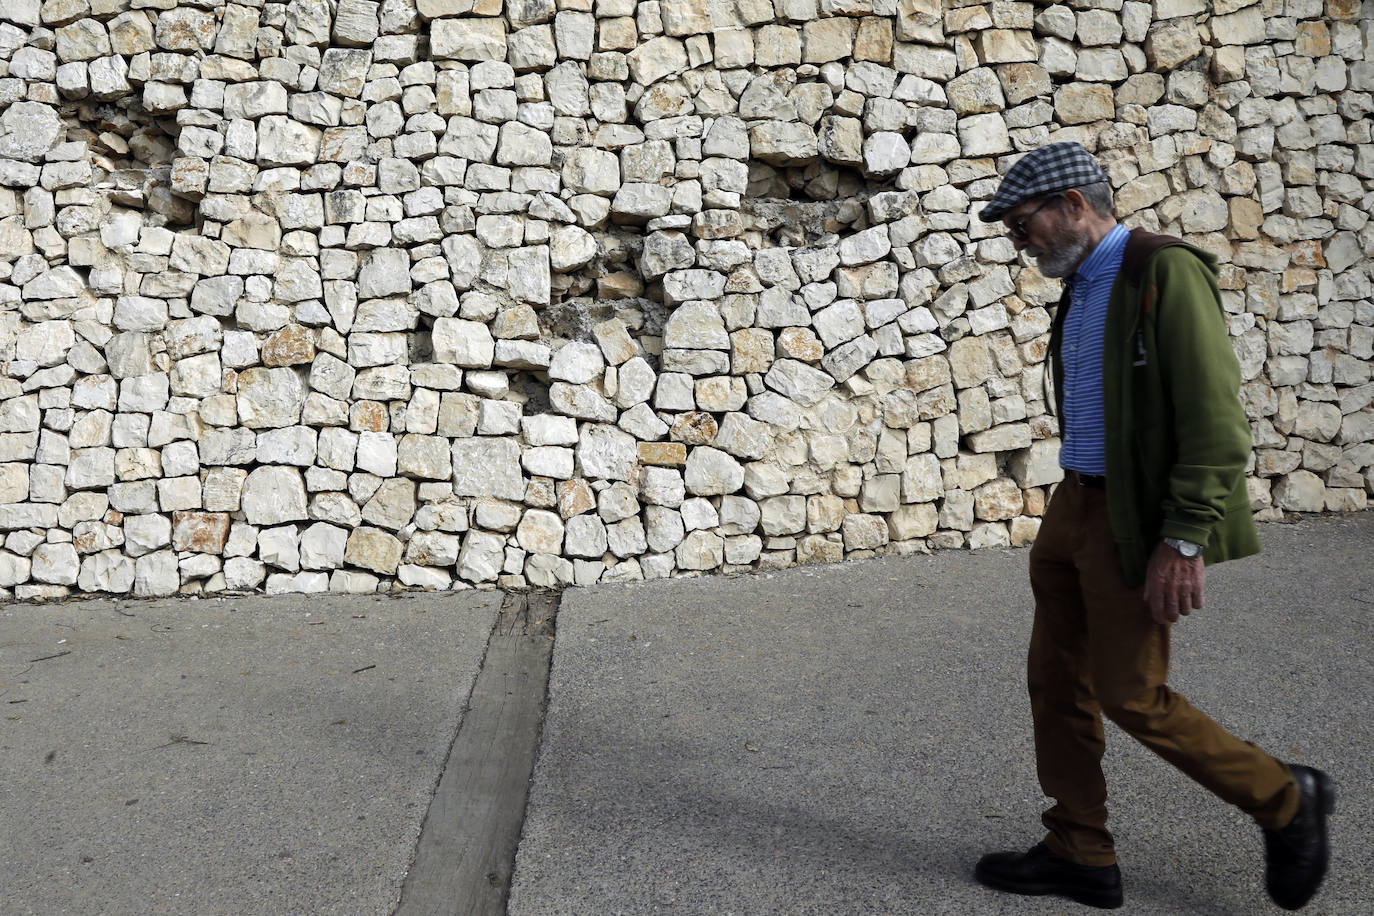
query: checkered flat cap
[{"left": 978, "top": 142, "right": 1109, "bottom": 222}]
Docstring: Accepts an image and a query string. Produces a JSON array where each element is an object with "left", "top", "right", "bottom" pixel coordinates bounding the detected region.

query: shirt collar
[{"left": 1074, "top": 223, "right": 1129, "bottom": 284}]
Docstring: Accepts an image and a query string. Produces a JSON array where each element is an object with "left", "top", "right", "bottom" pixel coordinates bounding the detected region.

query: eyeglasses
[{"left": 1007, "top": 195, "right": 1061, "bottom": 242}]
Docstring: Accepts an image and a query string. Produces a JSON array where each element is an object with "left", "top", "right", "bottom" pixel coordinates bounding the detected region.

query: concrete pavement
[
  {"left": 1, "top": 514, "right": 1370, "bottom": 915},
  {"left": 511, "top": 514, "right": 1374, "bottom": 916},
  {"left": 0, "top": 591, "right": 502, "bottom": 916}
]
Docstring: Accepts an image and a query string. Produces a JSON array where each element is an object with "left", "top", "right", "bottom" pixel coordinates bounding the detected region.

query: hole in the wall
[
  {"left": 72, "top": 98, "right": 194, "bottom": 227},
  {"left": 540, "top": 297, "right": 615, "bottom": 341},
  {"left": 746, "top": 160, "right": 886, "bottom": 205},
  {"left": 744, "top": 196, "right": 871, "bottom": 249},
  {"left": 508, "top": 372, "right": 552, "bottom": 415}
]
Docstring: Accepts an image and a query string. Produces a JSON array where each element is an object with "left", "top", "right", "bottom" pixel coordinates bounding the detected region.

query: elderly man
[{"left": 971, "top": 142, "right": 1333, "bottom": 911}]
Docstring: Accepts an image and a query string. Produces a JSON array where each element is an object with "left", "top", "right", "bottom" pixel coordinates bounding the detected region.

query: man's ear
[{"left": 1059, "top": 188, "right": 1088, "bottom": 219}]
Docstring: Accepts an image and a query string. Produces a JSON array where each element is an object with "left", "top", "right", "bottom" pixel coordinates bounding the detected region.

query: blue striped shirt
[{"left": 1058, "top": 224, "right": 1130, "bottom": 476}]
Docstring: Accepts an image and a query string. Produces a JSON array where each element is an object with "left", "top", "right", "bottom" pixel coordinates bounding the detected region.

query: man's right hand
[{"left": 1143, "top": 542, "right": 1206, "bottom": 625}]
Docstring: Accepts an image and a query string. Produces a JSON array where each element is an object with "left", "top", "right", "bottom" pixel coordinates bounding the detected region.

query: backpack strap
[{"left": 1121, "top": 228, "right": 1187, "bottom": 285}]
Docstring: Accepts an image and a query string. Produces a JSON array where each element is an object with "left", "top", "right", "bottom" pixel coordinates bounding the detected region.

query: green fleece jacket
[{"left": 1049, "top": 229, "right": 1261, "bottom": 588}]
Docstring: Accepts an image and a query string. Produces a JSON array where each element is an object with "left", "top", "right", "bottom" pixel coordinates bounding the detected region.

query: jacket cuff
[{"left": 1160, "top": 519, "right": 1212, "bottom": 548}]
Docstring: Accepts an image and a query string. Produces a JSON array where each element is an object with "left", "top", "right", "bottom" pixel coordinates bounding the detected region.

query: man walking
[{"left": 971, "top": 142, "right": 1334, "bottom": 910}]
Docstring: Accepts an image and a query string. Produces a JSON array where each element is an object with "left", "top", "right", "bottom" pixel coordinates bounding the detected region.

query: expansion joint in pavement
[{"left": 393, "top": 590, "right": 562, "bottom": 916}]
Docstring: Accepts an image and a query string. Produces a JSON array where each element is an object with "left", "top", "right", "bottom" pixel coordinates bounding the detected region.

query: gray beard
[{"left": 1034, "top": 233, "right": 1093, "bottom": 279}]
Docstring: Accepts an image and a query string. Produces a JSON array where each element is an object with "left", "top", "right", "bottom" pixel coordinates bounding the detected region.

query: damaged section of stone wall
[{"left": 0, "top": 0, "right": 1371, "bottom": 598}]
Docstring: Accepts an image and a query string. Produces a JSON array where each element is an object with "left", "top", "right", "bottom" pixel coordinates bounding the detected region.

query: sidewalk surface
[
  {"left": 1, "top": 591, "right": 503, "bottom": 916},
  {"left": 510, "top": 514, "right": 1373, "bottom": 916},
  {"left": 3, "top": 514, "right": 1371, "bottom": 915}
]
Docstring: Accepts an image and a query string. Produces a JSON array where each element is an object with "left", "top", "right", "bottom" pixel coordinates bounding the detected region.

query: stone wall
[{"left": 0, "top": 0, "right": 1371, "bottom": 597}]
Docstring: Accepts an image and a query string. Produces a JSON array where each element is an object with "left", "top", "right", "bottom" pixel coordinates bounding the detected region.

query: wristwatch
[{"left": 1163, "top": 537, "right": 1202, "bottom": 559}]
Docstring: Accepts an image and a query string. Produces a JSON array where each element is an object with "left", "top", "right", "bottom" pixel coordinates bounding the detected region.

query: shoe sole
[{"left": 974, "top": 864, "right": 1124, "bottom": 910}]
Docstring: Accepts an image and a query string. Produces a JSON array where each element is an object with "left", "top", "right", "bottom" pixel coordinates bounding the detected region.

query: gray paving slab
[
  {"left": 0, "top": 590, "right": 502, "bottom": 916},
  {"left": 511, "top": 515, "right": 1374, "bottom": 916}
]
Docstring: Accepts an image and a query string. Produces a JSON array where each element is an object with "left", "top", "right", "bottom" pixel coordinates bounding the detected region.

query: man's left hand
[{"left": 1143, "top": 542, "right": 1206, "bottom": 625}]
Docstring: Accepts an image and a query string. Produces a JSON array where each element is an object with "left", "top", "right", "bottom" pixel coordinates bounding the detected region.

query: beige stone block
[
  {"left": 1228, "top": 198, "right": 1263, "bottom": 240},
  {"left": 895, "top": 0, "right": 942, "bottom": 43},
  {"left": 975, "top": 29, "right": 1036, "bottom": 64},
  {"left": 557, "top": 479, "right": 596, "bottom": 518},
  {"left": 1210, "top": 6, "right": 1265, "bottom": 45},
  {"left": 997, "top": 62, "right": 1051, "bottom": 105},
  {"left": 1212, "top": 46, "right": 1247, "bottom": 83},
  {"left": 888, "top": 503, "right": 938, "bottom": 539},
  {"left": 966, "top": 423, "right": 1033, "bottom": 453},
  {"left": 835, "top": 262, "right": 898, "bottom": 299},
  {"left": 431, "top": 18, "right": 507, "bottom": 61},
  {"left": 0, "top": 463, "right": 28, "bottom": 503},
  {"left": 344, "top": 526, "right": 403, "bottom": 574},
  {"left": 1280, "top": 267, "right": 1317, "bottom": 294},
  {"left": 598, "top": 17, "right": 637, "bottom": 51},
  {"left": 1116, "top": 172, "right": 1170, "bottom": 215},
  {"left": 841, "top": 513, "right": 889, "bottom": 550},
  {"left": 695, "top": 376, "right": 747, "bottom": 412},
  {"left": 597, "top": 271, "right": 643, "bottom": 299},
  {"left": 638, "top": 442, "right": 688, "bottom": 467},
  {"left": 670, "top": 413, "right": 718, "bottom": 446},
  {"left": 802, "top": 18, "right": 855, "bottom": 64},
  {"left": 749, "top": 121, "right": 820, "bottom": 167},
  {"left": 712, "top": 27, "right": 754, "bottom": 68},
  {"left": 754, "top": 24, "right": 801, "bottom": 67},
  {"left": 853, "top": 17, "right": 893, "bottom": 63},
  {"left": 973, "top": 478, "right": 1023, "bottom": 521},
  {"left": 947, "top": 68, "right": 1004, "bottom": 115},
  {"left": 945, "top": 6, "right": 992, "bottom": 33},
  {"left": 594, "top": 319, "right": 637, "bottom": 365},
  {"left": 660, "top": 0, "right": 711, "bottom": 36},
  {"left": 169, "top": 157, "right": 208, "bottom": 201},
  {"left": 806, "top": 495, "right": 845, "bottom": 534},
  {"left": 1294, "top": 21, "right": 1331, "bottom": 58},
  {"left": 172, "top": 511, "right": 231, "bottom": 553},
  {"left": 262, "top": 324, "right": 315, "bottom": 367},
  {"left": 1288, "top": 240, "right": 1325, "bottom": 269},
  {"left": 797, "top": 534, "right": 844, "bottom": 565},
  {"left": 1144, "top": 21, "right": 1201, "bottom": 71},
  {"left": 947, "top": 337, "right": 993, "bottom": 390},
  {"left": 730, "top": 328, "right": 774, "bottom": 374},
  {"left": 1009, "top": 516, "right": 1040, "bottom": 547},
  {"left": 626, "top": 36, "right": 688, "bottom": 85},
  {"left": 1054, "top": 83, "right": 1114, "bottom": 125},
  {"left": 777, "top": 327, "right": 824, "bottom": 362}
]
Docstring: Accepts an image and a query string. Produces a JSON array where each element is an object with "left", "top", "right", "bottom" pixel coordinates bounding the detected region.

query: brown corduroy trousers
[{"left": 1027, "top": 475, "right": 1299, "bottom": 867}]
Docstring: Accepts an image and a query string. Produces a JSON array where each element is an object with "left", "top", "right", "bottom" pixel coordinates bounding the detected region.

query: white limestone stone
[
  {"left": 237, "top": 368, "right": 307, "bottom": 429},
  {"left": 548, "top": 342, "right": 605, "bottom": 385},
  {"left": 432, "top": 318, "right": 495, "bottom": 368},
  {"left": 453, "top": 437, "right": 524, "bottom": 500},
  {"left": 458, "top": 529, "right": 505, "bottom": 583},
  {"left": 684, "top": 446, "right": 744, "bottom": 496},
  {"left": 577, "top": 425, "right": 637, "bottom": 481},
  {"left": 241, "top": 467, "right": 309, "bottom": 525}
]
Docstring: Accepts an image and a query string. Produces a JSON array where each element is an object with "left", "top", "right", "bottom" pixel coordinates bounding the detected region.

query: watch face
[{"left": 1167, "top": 538, "right": 1199, "bottom": 557}]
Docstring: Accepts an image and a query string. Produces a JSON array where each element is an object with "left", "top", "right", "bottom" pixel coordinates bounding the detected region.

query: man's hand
[{"left": 1143, "top": 542, "right": 1206, "bottom": 625}]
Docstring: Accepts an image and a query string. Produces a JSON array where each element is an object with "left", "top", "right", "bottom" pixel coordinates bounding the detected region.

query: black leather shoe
[
  {"left": 975, "top": 842, "right": 1123, "bottom": 909},
  {"left": 1265, "top": 764, "right": 1335, "bottom": 910}
]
